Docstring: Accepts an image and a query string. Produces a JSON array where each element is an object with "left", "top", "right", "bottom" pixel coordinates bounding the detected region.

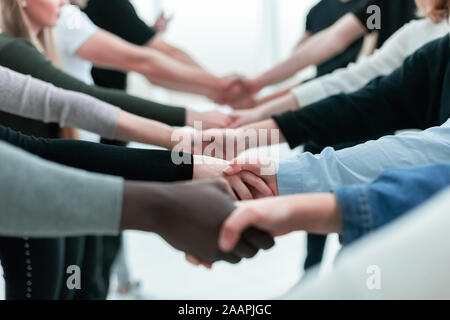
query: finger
[
  {"left": 242, "top": 227, "right": 275, "bottom": 250},
  {"left": 218, "top": 252, "right": 242, "bottom": 264},
  {"left": 232, "top": 239, "right": 259, "bottom": 259},
  {"left": 219, "top": 206, "right": 258, "bottom": 251},
  {"left": 218, "top": 177, "right": 238, "bottom": 201},
  {"left": 228, "top": 176, "right": 253, "bottom": 200},
  {"left": 239, "top": 172, "right": 273, "bottom": 198},
  {"left": 186, "top": 254, "right": 201, "bottom": 266},
  {"left": 229, "top": 117, "right": 246, "bottom": 129},
  {"left": 223, "top": 161, "right": 260, "bottom": 176}
]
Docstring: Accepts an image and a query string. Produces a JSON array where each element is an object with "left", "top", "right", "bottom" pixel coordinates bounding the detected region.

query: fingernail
[
  {"left": 223, "top": 166, "right": 233, "bottom": 173},
  {"left": 220, "top": 237, "right": 231, "bottom": 251}
]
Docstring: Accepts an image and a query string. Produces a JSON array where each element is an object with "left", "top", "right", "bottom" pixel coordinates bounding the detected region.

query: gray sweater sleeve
[
  {"left": 0, "top": 66, "right": 120, "bottom": 139},
  {"left": 0, "top": 141, "right": 124, "bottom": 237}
]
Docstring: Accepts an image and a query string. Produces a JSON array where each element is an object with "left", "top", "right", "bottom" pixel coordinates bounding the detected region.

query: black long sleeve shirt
[
  {"left": 0, "top": 125, "right": 193, "bottom": 182},
  {"left": 274, "top": 35, "right": 450, "bottom": 149}
]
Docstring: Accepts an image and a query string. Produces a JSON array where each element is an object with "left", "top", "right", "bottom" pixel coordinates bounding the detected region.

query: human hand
[
  {"left": 223, "top": 158, "right": 279, "bottom": 197},
  {"left": 122, "top": 180, "right": 274, "bottom": 264},
  {"left": 153, "top": 12, "right": 173, "bottom": 33},
  {"left": 219, "top": 198, "right": 294, "bottom": 252},
  {"left": 228, "top": 108, "right": 265, "bottom": 128},
  {"left": 193, "top": 155, "right": 274, "bottom": 200},
  {"left": 191, "top": 129, "right": 249, "bottom": 161},
  {"left": 186, "top": 109, "right": 233, "bottom": 129},
  {"left": 214, "top": 75, "right": 255, "bottom": 107}
]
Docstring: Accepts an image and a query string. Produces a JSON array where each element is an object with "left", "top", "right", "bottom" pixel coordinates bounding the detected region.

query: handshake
[
  {"left": 211, "top": 75, "right": 261, "bottom": 110},
  {"left": 120, "top": 157, "right": 279, "bottom": 267}
]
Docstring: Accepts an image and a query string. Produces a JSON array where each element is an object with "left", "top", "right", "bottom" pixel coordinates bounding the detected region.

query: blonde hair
[
  {"left": 0, "top": 0, "right": 59, "bottom": 64},
  {"left": 0, "top": 0, "right": 79, "bottom": 139}
]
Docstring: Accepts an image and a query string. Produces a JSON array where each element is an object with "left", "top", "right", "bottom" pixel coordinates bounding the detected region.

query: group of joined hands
[
  {"left": 139, "top": 78, "right": 302, "bottom": 268},
  {"left": 192, "top": 74, "right": 276, "bottom": 130}
]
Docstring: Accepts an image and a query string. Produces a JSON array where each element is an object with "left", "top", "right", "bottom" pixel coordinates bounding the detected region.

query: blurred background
[{"left": 0, "top": 0, "right": 343, "bottom": 300}]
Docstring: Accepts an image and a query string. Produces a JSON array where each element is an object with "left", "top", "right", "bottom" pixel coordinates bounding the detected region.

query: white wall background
[{"left": 131, "top": 0, "right": 319, "bottom": 77}]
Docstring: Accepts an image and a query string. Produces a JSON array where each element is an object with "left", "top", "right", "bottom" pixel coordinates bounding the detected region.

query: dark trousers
[
  {"left": 0, "top": 236, "right": 84, "bottom": 300},
  {"left": 74, "top": 138, "right": 127, "bottom": 300}
]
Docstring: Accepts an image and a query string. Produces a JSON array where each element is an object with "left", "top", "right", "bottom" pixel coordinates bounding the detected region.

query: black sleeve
[
  {"left": 273, "top": 37, "right": 444, "bottom": 149},
  {"left": 84, "top": 0, "right": 157, "bottom": 45},
  {"left": 305, "top": 9, "right": 315, "bottom": 33},
  {"left": 0, "top": 38, "right": 185, "bottom": 126},
  {"left": 304, "top": 1, "right": 322, "bottom": 33},
  {"left": 0, "top": 125, "right": 193, "bottom": 182}
]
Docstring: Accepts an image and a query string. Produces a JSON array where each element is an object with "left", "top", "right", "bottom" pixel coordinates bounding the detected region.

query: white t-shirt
[
  {"left": 55, "top": 4, "right": 99, "bottom": 85},
  {"left": 291, "top": 18, "right": 449, "bottom": 107}
]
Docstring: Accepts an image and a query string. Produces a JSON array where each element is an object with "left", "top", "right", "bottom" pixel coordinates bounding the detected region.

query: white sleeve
[
  {"left": 55, "top": 4, "right": 99, "bottom": 55},
  {"left": 0, "top": 65, "right": 120, "bottom": 139},
  {"left": 291, "top": 19, "right": 449, "bottom": 107},
  {"left": 282, "top": 187, "right": 450, "bottom": 299}
]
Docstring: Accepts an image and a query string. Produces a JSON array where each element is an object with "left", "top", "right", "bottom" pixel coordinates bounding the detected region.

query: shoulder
[{"left": 0, "top": 34, "right": 35, "bottom": 53}]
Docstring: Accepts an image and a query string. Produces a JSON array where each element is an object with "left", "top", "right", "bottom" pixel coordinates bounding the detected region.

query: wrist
[
  {"left": 186, "top": 109, "right": 196, "bottom": 127},
  {"left": 120, "top": 182, "right": 171, "bottom": 234},
  {"left": 193, "top": 155, "right": 229, "bottom": 180},
  {"left": 249, "top": 78, "right": 265, "bottom": 94}
]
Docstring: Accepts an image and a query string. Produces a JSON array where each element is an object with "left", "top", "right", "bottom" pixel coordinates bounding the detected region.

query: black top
[
  {"left": 273, "top": 35, "right": 450, "bottom": 149},
  {"left": 306, "top": 0, "right": 365, "bottom": 77},
  {"left": 83, "top": 0, "right": 158, "bottom": 90},
  {"left": 0, "top": 125, "right": 193, "bottom": 182},
  {"left": 0, "top": 34, "right": 185, "bottom": 138},
  {"left": 354, "top": 0, "right": 417, "bottom": 48}
]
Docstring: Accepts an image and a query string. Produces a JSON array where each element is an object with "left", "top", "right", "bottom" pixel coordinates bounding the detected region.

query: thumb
[{"left": 219, "top": 206, "right": 255, "bottom": 252}]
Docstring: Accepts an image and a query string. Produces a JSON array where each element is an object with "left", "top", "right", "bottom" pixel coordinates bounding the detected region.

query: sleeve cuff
[
  {"left": 272, "top": 111, "right": 308, "bottom": 149},
  {"left": 291, "top": 80, "right": 328, "bottom": 108},
  {"left": 276, "top": 157, "right": 306, "bottom": 196},
  {"left": 335, "top": 185, "right": 375, "bottom": 245}
]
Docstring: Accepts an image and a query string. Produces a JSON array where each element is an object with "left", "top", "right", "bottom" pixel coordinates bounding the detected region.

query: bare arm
[
  {"left": 148, "top": 34, "right": 205, "bottom": 70},
  {"left": 251, "top": 14, "right": 366, "bottom": 91},
  {"left": 220, "top": 193, "right": 340, "bottom": 252},
  {"left": 75, "top": 29, "right": 226, "bottom": 100},
  {"left": 293, "top": 31, "right": 311, "bottom": 51}
]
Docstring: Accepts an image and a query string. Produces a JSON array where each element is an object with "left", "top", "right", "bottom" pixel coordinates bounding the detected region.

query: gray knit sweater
[
  {"left": 0, "top": 141, "right": 123, "bottom": 237},
  {"left": 0, "top": 65, "right": 120, "bottom": 139}
]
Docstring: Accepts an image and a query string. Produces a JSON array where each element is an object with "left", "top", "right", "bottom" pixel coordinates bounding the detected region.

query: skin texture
[
  {"left": 193, "top": 120, "right": 285, "bottom": 160},
  {"left": 22, "top": 0, "right": 66, "bottom": 30},
  {"left": 120, "top": 179, "right": 275, "bottom": 264},
  {"left": 219, "top": 193, "right": 340, "bottom": 253},
  {"left": 246, "top": 14, "right": 366, "bottom": 93}
]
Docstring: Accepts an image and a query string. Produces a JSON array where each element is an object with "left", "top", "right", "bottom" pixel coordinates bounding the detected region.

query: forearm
[
  {"left": 115, "top": 110, "right": 175, "bottom": 149},
  {"left": 255, "top": 93, "right": 300, "bottom": 120},
  {"left": 0, "top": 125, "right": 194, "bottom": 182},
  {"left": 163, "top": 45, "right": 204, "bottom": 69},
  {"left": 0, "top": 66, "right": 119, "bottom": 139},
  {"left": 254, "top": 14, "right": 365, "bottom": 89},
  {"left": 238, "top": 119, "right": 287, "bottom": 149},
  {"left": 80, "top": 32, "right": 219, "bottom": 97},
  {"left": 149, "top": 35, "right": 204, "bottom": 69},
  {"left": 286, "top": 193, "right": 341, "bottom": 235},
  {"left": 135, "top": 49, "right": 222, "bottom": 97},
  {"left": 254, "top": 85, "right": 300, "bottom": 106},
  {"left": 0, "top": 141, "right": 123, "bottom": 238},
  {"left": 119, "top": 181, "right": 168, "bottom": 233},
  {"left": 0, "top": 40, "right": 186, "bottom": 126}
]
